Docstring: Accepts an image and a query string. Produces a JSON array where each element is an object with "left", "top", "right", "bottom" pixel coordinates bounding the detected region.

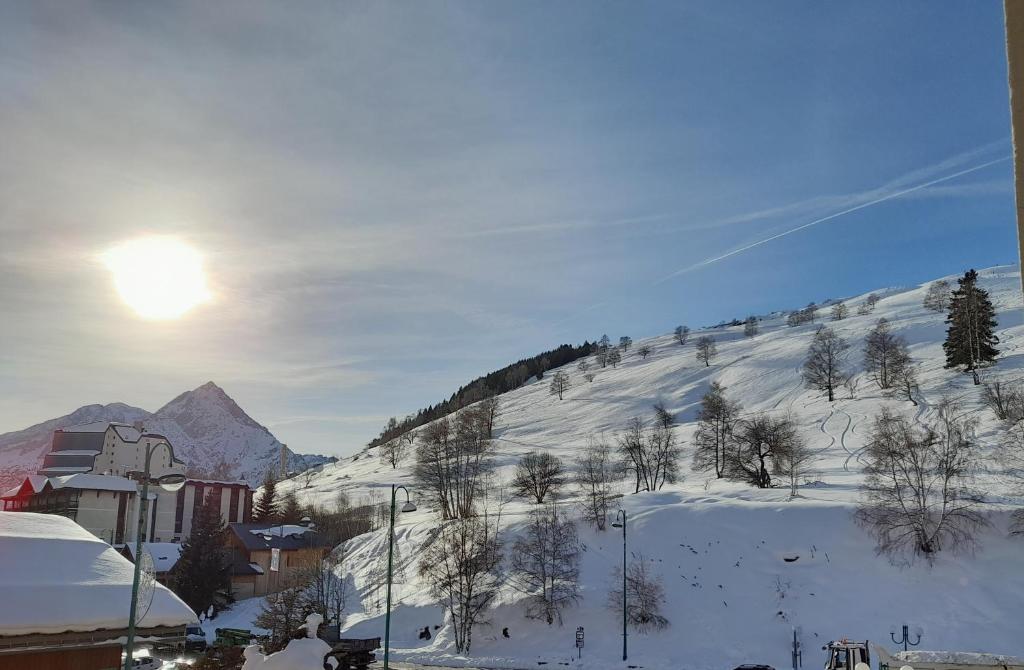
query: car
[
  {"left": 732, "top": 665, "right": 775, "bottom": 670},
  {"left": 122, "top": 649, "right": 164, "bottom": 670},
  {"left": 184, "top": 624, "right": 207, "bottom": 652}
]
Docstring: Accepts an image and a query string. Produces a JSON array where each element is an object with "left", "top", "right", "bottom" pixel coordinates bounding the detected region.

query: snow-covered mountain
[
  {"left": 267, "top": 265, "right": 1024, "bottom": 670},
  {"left": 0, "top": 382, "right": 329, "bottom": 489}
]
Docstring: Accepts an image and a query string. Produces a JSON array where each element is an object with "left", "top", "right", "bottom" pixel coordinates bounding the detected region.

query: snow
[
  {"left": 200, "top": 596, "right": 270, "bottom": 639},
  {"left": 61, "top": 421, "right": 115, "bottom": 433},
  {"left": 895, "top": 650, "right": 1024, "bottom": 665},
  {"left": 246, "top": 265, "right": 1024, "bottom": 670},
  {"left": 51, "top": 473, "right": 139, "bottom": 492},
  {"left": 126, "top": 542, "right": 184, "bottom": 573},
  {"left": 249, "top": 525, "right": 312, "bottom": 538},
  {"left": 0, "top": 512, "right": 196, "bottom": 635},
  {"left": 241, "top": 614, "right": 332, "bottom": 670}
]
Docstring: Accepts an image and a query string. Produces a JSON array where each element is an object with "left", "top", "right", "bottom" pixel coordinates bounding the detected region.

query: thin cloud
[{"left": 654, "top": 153, "right": 1011, "bottom": 284}]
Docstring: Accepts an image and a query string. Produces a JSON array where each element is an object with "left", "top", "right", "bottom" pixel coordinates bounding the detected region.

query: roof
[
  {"left": 0, "top": 512, "right": 196, "bottom": 636},
  {"left": 122, "top": 542, "right": 185, "bottom": 573},
  {"left": 230, "top": 555, "right": 265, "bottom": 576},
  {"left": 228, "top": 522, "right": 331, "bottom": 552},
  {"left": 187, "top": 478, "right": 254, "bottom": 489},
  {"left": 50, "top": 473, "right": 139, "bottom": 492}
]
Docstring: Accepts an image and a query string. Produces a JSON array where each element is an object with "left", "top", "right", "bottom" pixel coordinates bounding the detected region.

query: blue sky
[{"left": 0, "top": 2, "right": 1017, "bottom": 456}]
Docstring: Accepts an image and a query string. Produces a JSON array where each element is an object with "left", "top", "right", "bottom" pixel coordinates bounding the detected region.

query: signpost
[{"left": 575, "top": 627, "right": 584, "bottom": 660}]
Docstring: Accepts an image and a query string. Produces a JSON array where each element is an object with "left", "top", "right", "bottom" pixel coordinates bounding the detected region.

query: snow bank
[
  {"left": 242, "top": 614, "right": 333, "bottom": 670},
  {"left": 0, "top": 512, "right": 197, "bottom": 635}
]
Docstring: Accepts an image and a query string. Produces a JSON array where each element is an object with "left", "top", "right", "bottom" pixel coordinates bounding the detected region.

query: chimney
[{"left": 133, "top": 420, "right": 145, "bottom": 433}]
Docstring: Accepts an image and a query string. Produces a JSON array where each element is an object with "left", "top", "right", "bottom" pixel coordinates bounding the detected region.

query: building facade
[
  {"left": 226, "top": 523, "right": 331, "bottom": 599},
  {"left": 1, "top": 422, "right": 253, "bottom": 545}
]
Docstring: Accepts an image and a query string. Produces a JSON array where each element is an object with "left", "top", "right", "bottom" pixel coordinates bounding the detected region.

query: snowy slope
[
  {"left": 0, "top": 382, "right": 329, "bottom": 489},
  {"left": 260, "top": 265, "right": 1024, "bottom": 670}
]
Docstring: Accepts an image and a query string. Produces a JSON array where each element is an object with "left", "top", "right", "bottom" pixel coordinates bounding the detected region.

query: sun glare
[{"left": 101, "top": 236, "right": 211, "bottom": 320}]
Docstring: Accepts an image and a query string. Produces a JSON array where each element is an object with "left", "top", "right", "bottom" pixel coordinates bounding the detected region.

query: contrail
[{"left": 654, "top": 155, "right": 1011, "bottom": 284}]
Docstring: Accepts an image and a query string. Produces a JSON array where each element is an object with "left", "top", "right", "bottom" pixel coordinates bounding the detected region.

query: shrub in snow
[
  {"left": 856, "top": 402, "right": 988, "bottom": 561},
  {"left": 510, "top": 504, "right": 580, "bottom": 625},
  {"left": 607, "top": 554, "right": 669, "bottom": 632}
]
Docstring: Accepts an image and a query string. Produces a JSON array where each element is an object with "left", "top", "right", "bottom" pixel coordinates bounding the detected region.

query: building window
[
  {"left": 174, "top": 486, "right": 185, "bottom": 535},
  {"left": 207, "top": 486, "right": 222, "bottom": 515},
  {"left": 229, "top": 487, "right": 239, "bottom": 522}
]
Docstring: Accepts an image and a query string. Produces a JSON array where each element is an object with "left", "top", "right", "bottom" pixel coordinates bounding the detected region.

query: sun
[{"left": 101, "top": 236, "right": 211, "bottom": 320}]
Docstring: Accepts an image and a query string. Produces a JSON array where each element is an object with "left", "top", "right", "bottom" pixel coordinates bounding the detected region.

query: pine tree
[
  {"left": 253, "top": 471, "right": 280, "bottom": 522},
  {"left": 170, "top": 500, "right": 233, "bottom": 616},
  {"left": 943, "top": 269, "right": 999, "bottom": 384},
  {"left": 279, "top": 491, "right": 302, "bottom": 524}
]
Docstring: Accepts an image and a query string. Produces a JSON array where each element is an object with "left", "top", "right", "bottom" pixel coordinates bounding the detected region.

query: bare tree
[
  {"left": 512, "top": 452, "right": 566, "bottom": 503},
  {"left": 996, "top": 422, "right": 1024, "bottom": 535},
  {"left": 575, "top": 438, "right": 617, "bottom": 531},
  {"left": 596, "top": 335, "right": 611, "bottom": 368},
  {"left": 584, "top": 373, "right": 596, "bottom": 383},
  {"left": 863, "top": 318, "right": 905, "bottom": 390},
  {"left": 300, "top": 467, "right": 318, "bottom": 489},
  {"left": 510, "top": 504, "right": 581, "bottom": 625},
  {"left": 888, "top": 350, "right": 920, "bottom": 406},
  {"left": 256, "top": 580, "right": 311, "bottom": 652},
  {"left": 777, "top": 434, "right": 815, "bottom": 498},
  {"left": 414, "top": 409, "right": 494, "bottom": 520},
  {"left": 726, "top": 413, "right": 799, "bottom": 489},
  {"left": 695, "top": 336, "right": 717, "bottom": 367},
  {"left": 298, "top": 550, "right": 353, "bottom": 628},
  {"left": 618, "top": 416, "right": 681, "bottom": 493},
  {"left": 619, "top": 336, "right": 632, "bottom": 352},
  {"left": 693, "top": 382, "right": 741, "bottom": 479},
  {"left": 576, "top": 359, "right": 589, "bottom": 374},
  {"left": 549, "top": 371, "right": 571, "bottom": 400},
  {"left": 803, "top": 326, "right": 850, "bottom": 402},
  {"left": 380, "top": 431, "right": 414, "bottom": 470},
  {"left": 830, "top": 303, "right": 848, "bottom": 321},
  {"left": 982, "top": 380, "right": 1024, "bottom": 422},
  {"left": 674, "top": 325, "right": 690, "bottom": 346},
  {"left": 923, "top": 280, "right": 952, "bottom": 312},
  {"left": 855, "top": 403, "right": 988, "bottom": 562},
  {"left": 419, "top": 513, "right": 504, "bottom": 653},
  {"left": 653, "top": 402, "right": 675, "bottom": 429},
  {"left": 607, "top": 554, "right": 669, "bottom": 632},
  {"left": 743, "top": 316, "right": 758, "bottom": 337},
  {"left": 607, "top": 348, "right": 622, "bottom": 368},
  {"left": 637, "top": 344, "right": 652, "bottom": 360},
  {"left": 857, "top": 293, "right": 880, "bottom": 315}
]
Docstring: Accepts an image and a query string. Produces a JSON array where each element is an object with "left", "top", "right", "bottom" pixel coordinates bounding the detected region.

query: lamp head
[
  {"left": 611, "top": 520, "right": 623, "bottom": 528},
  {"left": 300, "top": 516, "right": 313, "bottom": 527},
  {"left": 157, "top": 473, "right": 187, "bottom": 492},
  {"left": 401, "top": 501, "right": 417, "bottom": 513}
]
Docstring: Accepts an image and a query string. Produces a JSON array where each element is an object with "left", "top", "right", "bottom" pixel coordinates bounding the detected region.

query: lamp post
[
  {"left": 611, "top": 509, "right": 627, "bottom": 662},
  {"left": 890, "top": 625, "right": 922, "bottom": 652},
  {"left": 123, "top": 445, "right": 186, "bottom": 670},
  {"left": 384, "top": 485, "right": 416, "bottom": 670}
]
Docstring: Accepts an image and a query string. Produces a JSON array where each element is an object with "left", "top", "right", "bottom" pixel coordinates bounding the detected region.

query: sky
[{"left": 0, "top": 1, "right": 1018, "bottom": 457}]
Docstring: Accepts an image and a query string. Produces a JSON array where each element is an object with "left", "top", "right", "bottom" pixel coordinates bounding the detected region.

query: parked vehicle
[
  {"left": 184, "top": 624, "right": 207, "bottom": 652},
  {"left": 326, "top": 637, "right": 381, "bottom": 670},
  {"left": 121, "top": 648, "right": 164, "bottom": 670}
]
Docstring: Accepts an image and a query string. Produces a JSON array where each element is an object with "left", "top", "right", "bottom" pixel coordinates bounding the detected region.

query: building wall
[
  {"left": 237, "top": 546, "right": 327, "bottom": 597},
  {"left": 0, "top": 645, "right": 121, "bottom": 670}
]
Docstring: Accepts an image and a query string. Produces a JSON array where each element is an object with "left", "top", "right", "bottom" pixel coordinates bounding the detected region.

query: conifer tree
[
  {"left": 170, "top": 500, "right": 233, "bottom": 616},
  {"left": 253, "top": 471, "right": 280, "bottom": 522},
  {"left": 279, "top": 491, "right": 303, "bottom": 524},
  {"left": 943, "top": 269, "right": 999, "bottom": 384}
]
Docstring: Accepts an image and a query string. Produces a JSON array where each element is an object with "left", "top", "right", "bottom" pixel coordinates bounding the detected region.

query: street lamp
[
  {"left": 890, "top": 624, "right": 923, "bottom": 652},
  {"left": 123, "top": 446, "right": 186, "bottom": 670},
  {"left": 384, "top": 485, "right": 415, "bottom": 670},
  {"left": 611, "top": 509, "right": 627, "bottom": 662}
]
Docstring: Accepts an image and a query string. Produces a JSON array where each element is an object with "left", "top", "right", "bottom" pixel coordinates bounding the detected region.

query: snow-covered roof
[
  {"left": 187, "top": 478, "right": 253, "bottom": 488},
  {"left": 0, "top": 512, "right": 197, "bottom": 636},
  {"left": 59, "top": 421, "right": 112, "bottom": 433},
  {"left": 38, "top": 465, "right": 92, "bottom": 474},
  {"left": 50, "top": 473, "right": 139, "bottom": 492},
  {"left": 124, "top": 542, "right": 185, "bottom": 573},
  {"left": 248, "top": 524, "right": 311, "bottom": 538}
]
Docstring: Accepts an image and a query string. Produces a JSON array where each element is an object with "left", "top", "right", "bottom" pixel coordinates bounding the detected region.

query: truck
[
  {"left": 324, "top": 636, "right": 381, "bottom": 670},
  {"left": 822, "top": 640, "right": 1024, "bottom": 670}
]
